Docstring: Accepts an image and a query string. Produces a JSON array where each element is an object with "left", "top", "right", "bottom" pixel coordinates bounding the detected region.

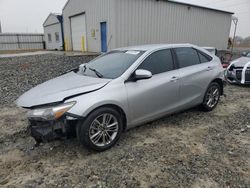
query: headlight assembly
[{"left": 27, "top": 101, "right": 76, "bottom": 121}]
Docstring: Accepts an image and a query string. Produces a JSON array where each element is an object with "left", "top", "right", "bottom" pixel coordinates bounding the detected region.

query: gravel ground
[
  {"left": 0, "top": 54, "right": 96, "bottom": 106},
  {"left": 0, "top": 54, "right": 249, "bottom": 188}
]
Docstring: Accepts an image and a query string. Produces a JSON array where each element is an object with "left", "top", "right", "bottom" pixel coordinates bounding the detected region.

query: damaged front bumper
[
  {"left": 22, "top": 101, "right": 82, "bottom": 143},
  {"left": 28, "top": 114, "right": 82, "bottom": 143},
  {"left": 226, "top": 70, "right": 250, "bottom": 85}
]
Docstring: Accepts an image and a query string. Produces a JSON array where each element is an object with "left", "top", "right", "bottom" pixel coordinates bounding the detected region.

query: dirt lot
[{"left": 0, "top": 54, "right": 249, "bottom": 188}]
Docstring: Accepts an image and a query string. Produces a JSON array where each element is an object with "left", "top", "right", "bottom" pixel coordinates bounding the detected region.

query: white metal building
[
  {"left": 62, "top": 0, "right": 233, "bottom": 52},
  {"left": 43, "top": 13, "right": 64, "bottom": 50}
]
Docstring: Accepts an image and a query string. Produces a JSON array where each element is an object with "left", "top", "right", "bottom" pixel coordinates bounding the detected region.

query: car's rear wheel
[
  {"left": 201, "top": 82, "right": 221, "bottom": 111},
  {"left": 76, "top": 107, "right": 123, "bottom": 151}
]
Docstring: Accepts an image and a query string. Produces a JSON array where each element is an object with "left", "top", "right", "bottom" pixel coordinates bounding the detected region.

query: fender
[{"left": 226, "top": 60, "right": 239, "bottom": 70}]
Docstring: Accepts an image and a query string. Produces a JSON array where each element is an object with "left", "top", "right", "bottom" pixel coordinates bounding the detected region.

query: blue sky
[{"left": 0, "top": 0, "right": 249, "bottom": 37}]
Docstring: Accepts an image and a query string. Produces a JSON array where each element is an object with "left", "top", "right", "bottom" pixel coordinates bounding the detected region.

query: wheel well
[
  {"left": 211, "top": 78, "right": 224, "bottom": 95},
  {"left": 87, "top": 104, "right": 127, "bottom": 131}
]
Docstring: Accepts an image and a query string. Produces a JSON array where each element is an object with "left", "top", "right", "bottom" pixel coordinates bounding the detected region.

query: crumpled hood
[
  {"left": 231, "top": 57, "right": 250, "bottom": 67},
  {"left": 16, "top": 72, "right": 111, "bottom": 108}
]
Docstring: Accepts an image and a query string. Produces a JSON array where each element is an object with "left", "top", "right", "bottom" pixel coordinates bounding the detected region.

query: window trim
[
  {"left": 125, "top": 48, "right": 177, "bottom": 82},
  {"left": 136, "top": 48, "right": 177, "bottom": 76},
  {"left": 173, "top": 47, "right": 212, "bottom": 69},
  {"left": 48, "top": 33, "right": 52, "bottom": 43},
  {"left": 55, "top": 32, "right": 60, "bottom": 43},
  {"left": 195, "top": 49, "right": 213, "bottom": 63}
]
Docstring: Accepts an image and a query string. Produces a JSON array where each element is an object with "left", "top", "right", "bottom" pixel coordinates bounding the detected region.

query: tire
[
  {"left": 201, "top": 82, "right": 221, "bottom": 111},
  {"left": 76, "top": 107, "right": 123, "bottom": 152}
]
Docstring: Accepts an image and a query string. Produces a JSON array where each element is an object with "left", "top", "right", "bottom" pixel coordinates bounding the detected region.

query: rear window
[
  {"left": 197, "top": 50, "right": 212, "bottom": 63},
  {"left": 174, "top": 47, "right": 200, "bottom": 68}
]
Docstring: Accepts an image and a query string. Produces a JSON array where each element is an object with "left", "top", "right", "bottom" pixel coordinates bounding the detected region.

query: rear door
[
  {"left": 125, "top": 49, "right": 180, "bottom": 126},
  {"left": 173, "top": 47, "right": 213, "bottom": 108}
]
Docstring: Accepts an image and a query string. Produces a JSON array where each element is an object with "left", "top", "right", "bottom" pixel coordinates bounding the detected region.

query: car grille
[{"left": 236, "top": 69, "right": 250, "bottom": 82}]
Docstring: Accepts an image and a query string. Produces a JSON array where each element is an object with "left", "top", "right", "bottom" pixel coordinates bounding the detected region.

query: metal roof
[
  {"left": 43, "top": 13, "right": 62, "bottom": 27},
  {"left": 63, "top": 0, "right": 234, "bottom": 15}
]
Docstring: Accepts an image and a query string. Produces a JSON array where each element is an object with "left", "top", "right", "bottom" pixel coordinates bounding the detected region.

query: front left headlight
[{"left": 27, "top": 101, "right": 76, "bottom": 121}]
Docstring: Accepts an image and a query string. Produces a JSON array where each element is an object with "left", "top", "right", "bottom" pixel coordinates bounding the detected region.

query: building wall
[
  {"left": 43, "top": 14, "right": 63, "bottom": 50},
  {"left": 63, "top": 0, "right": 232, "bottom": 52},
  {"left": 63, "top": 0, "right": 116, "bottom": 52},
  {"left": 44, "top": 23, "right": 63, "bottom": 50},
  {"left": 114, "top": 0, "right": 232, "bottom": 50}
]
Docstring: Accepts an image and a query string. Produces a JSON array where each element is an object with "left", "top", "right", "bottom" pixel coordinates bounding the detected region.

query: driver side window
[{"left": 138, "top": 49, "right": 174, "bottom": 75}]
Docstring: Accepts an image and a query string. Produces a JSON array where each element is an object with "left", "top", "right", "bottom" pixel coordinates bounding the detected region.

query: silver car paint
[
  {"left": 16, "top": 72, "right": 111, "bottom": 107},
  {"left": 125, "top": 68, "right": 181, "bottom": 126},
  {"left": 179, "top": 60, "right": 221, "bottom": 107},
  {"left": 66, "top": 44, "right": 223, "bottom": 129},
  {"left": 17, "top": 44, "right": 223, "bottom": 129}
]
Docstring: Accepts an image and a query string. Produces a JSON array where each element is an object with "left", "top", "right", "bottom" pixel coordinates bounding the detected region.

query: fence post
[{"left": 17, "top": 34, "right": 20, "bottom": 49}]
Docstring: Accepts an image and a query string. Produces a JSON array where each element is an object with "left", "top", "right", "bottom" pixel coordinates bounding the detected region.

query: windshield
[
  {"left": 78, "top": 50, "right": 144, "bottom": 79},
  {"left": 246, "top": 52, "right": 250, "bottom": 57}
]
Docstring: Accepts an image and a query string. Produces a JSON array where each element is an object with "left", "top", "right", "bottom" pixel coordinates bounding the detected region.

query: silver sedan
[{"left": 17, "top": 44, "right": 225, "bottom": 151}]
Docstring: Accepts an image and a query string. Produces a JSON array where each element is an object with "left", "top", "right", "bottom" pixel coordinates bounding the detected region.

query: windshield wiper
[
  {"left": 89, "top": 67, "right": 103, "bottom": 78},
  {"left": 83, "top": 64, "right": 87, "bottom": 72}
]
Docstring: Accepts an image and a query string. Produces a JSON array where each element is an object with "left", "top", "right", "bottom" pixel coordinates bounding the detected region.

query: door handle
[{"left": 170, "top": 76, "right": 179, "bottom": 82}]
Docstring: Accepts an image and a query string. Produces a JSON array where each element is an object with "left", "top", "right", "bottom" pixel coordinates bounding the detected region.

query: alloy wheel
[
  {"left": 205, "top": 86, "right": 220, "bottom": 108},
  {"left": 89, "top": 113, "right": 119, "bottom": 147}
]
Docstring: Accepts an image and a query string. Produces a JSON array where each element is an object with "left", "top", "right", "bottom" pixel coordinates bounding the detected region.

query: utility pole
[
  {"left": 0, "top": 21, "right": 2, "bottom": 33},
  {"left": 231, "top": 16, "right": 238, "bottom": 54}
]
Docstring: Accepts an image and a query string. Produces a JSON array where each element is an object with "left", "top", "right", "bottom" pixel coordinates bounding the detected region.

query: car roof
[{"left": 115, "top": 43, "right": 197, "bottom": 51}]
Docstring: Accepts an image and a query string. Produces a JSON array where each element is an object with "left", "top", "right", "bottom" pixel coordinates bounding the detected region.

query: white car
[{"left": 226, "top": 51, "right": 250, "bottom": 85}]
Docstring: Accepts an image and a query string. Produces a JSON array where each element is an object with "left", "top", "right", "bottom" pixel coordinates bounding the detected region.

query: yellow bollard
[
  {"left": 81, "top": 36, "right": 85, "bottom": 52},
  {"left": 64, "top": 38, "right": 67, "bottom": 51},
  {"left": 65, "top": 37, "right": 70, "bottom": 51}
]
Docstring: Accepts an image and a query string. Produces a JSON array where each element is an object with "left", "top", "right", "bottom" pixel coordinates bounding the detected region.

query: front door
[
  {"left": 125, "top": 49, "right": 180, "bottom": 126},
  {"left": 100, "top": 22, "right": 107, "bottom": 52}
]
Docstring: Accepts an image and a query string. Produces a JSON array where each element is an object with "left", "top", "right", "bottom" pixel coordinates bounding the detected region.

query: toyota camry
[{"left": 16, "top": 44, "right": 225, "bottom": 151}]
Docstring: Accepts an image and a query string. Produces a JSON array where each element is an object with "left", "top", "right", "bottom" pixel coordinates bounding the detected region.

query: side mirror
[
  {"left": 134, "top": 69, "right": 152, "bottom": 80},
  {"left": 242, "top": 52, "right": 247, "bottom": 56}
]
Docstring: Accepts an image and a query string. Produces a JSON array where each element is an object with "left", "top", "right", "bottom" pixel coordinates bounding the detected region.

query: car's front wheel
[
  {"left": 77, "top": 107, "right": 123, "bottom": 151},
  {"left": 201, "top": 82, "right": 221, "bottom": 111}
]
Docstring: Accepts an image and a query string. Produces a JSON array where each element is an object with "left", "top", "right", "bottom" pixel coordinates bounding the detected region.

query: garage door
[{"left": 70, "top": 14, "right": 87, "bottom": 51}]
